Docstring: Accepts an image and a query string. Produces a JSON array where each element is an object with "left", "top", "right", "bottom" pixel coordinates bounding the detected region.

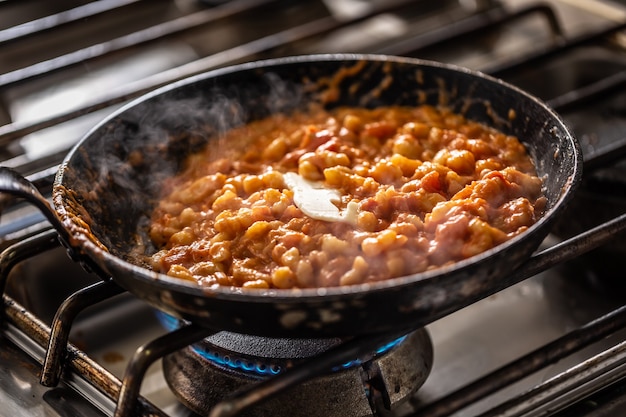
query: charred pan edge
[{"left": 53, "top": 166, "right": 108, "bottom": 254}]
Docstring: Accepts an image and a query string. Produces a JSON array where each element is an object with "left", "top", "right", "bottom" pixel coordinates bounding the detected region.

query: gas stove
[{"left": 2, "top": 1, "right": 626, "bottom": 416}]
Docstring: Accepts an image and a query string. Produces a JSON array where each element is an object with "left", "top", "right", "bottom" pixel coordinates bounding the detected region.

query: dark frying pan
[{"left": 0, "top": 55, "right": 581, "bottom": 338}]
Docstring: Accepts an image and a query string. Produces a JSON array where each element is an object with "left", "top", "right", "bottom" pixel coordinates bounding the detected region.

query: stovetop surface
[{"left": 3, "top": 244, "right": 626, "bottom": 417}]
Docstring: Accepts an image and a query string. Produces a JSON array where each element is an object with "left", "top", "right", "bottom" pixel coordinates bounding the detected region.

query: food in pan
[{"left": 148, "top": 104, "right": 545, "bottom": 289}]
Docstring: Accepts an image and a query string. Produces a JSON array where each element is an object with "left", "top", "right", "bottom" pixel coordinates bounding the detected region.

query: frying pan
[{"left": 0, "top": 55, "right": 581, "bottom": 338}]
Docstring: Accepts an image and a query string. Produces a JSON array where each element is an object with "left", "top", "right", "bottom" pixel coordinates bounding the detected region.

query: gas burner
[{"left": 162, "top": 329, "right": 433, "bottom": 417}]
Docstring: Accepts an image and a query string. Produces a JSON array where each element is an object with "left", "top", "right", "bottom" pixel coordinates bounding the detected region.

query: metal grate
[{"left": 2, "top": 1, "right": 626, "bottom": 417}]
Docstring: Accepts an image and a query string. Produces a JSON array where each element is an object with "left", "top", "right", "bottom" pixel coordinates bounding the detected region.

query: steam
[{"left": 63, "top": 71, "right": 307, "bottom": 262}]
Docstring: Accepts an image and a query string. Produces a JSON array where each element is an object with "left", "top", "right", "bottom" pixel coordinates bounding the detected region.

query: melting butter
[{"left": 283, "top": 172, "right": 358, "bottom": 225}]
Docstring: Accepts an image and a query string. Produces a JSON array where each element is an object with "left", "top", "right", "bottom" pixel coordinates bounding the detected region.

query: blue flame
[
  {"left": 155, "top": 311, "right": 406, "bottom": 377},
  {"left": 156, "top": 311, "right": 181, "bottom": 332},
  {"left": 330, "top": 336, "right": 407, "bottom": 372},
  {"left": 192, "top": 345, "right": 283, "bottom": 376}
]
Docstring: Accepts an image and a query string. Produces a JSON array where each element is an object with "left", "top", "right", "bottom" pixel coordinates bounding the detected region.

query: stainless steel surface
[{"left": 1, "top": 0, "right": 626, "bottom": 416}]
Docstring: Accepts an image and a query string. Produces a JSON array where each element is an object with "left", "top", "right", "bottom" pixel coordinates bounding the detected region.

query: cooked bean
[{"left": 150, "top": 105, "right": 544, "bottom": 289}]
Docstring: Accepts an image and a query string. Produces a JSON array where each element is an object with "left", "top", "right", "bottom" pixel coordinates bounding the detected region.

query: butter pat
[{"left": 283, "top": 172, "right": 358, "bottom": 225}]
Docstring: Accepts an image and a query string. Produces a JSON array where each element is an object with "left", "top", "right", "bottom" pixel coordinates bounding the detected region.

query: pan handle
[{"left": 0, "top": 166, "right": 70, "bottom": 243}]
